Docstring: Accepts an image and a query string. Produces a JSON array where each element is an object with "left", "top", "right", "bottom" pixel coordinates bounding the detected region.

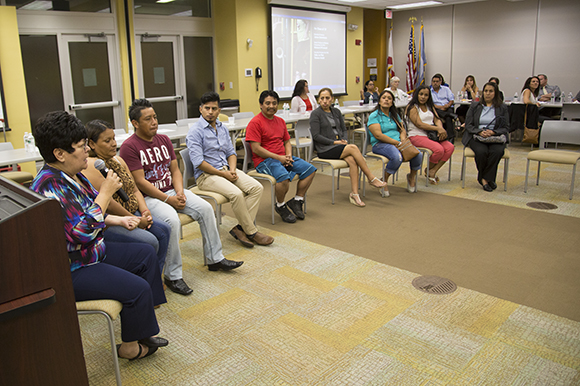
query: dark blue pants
[
  {"left": 71, "top": 241, "right": 166, "bottom": 342},
  {"left": 104, "top": 213, "right": 171, "bottom": 273}
]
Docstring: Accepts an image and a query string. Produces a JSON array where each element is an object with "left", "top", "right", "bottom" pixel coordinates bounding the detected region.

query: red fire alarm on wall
[{"left": 355, "top": 39, "right": 362, "bottom": 46}]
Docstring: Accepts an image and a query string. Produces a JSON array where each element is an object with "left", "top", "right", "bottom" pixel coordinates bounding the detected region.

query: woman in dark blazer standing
[
  {"left": 310, "top": 88, "right": 386, "bottom": 207},
  {"left": 463, "top": 82, "right": 510, "bottom": 192}
]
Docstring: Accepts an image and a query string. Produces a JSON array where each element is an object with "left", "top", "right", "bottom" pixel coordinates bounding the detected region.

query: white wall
[{"left": 391, "top": 0, "right": 580, "bottom": 99}]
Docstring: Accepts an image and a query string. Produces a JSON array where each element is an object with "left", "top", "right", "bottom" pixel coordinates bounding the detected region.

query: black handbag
[{"left": 427, "top": 131, "right": 441, "bottom": 142}]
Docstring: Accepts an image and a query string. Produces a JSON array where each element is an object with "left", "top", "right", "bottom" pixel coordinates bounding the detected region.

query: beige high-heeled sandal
[
  {"left": 349, "top": 193, "right": 365, "bottom": 207},
  {"left": 369, "top": 177, "right": 387, "bottom": 189}
]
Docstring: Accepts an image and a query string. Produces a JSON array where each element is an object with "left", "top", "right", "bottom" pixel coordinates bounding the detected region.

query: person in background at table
[
  {"left": 290, "top": 79, "right": 318, "bottom": 113},
  {"left": 386, "top": 76, "right": 410, "bottom": 105},
  {"left": 537, "top": 74, "right": 561, "bottom": 102},
  {"left": 360, "top": 80, "right": 380, "bottom": 104},
  {"left": 406, "top": 85, "right": 454, "bottom": 185},
  {"left": 537, "top": 74, "right": 562, "bottom": 119},
  {"left": 367, "top": 90, "right": 422, "bottom": 196},
  {"left": 463, "top": 82, "right": 509, "bottom": 192},
  {"left": 31, "top": 111, "right": 168, "bottom": 360},
  {"left": 187, "top": 91, "right": 273, "bottom": 248},
  {"left": 121, "top": 99, "right": 242, "bottom": 285},
  {"left": 456, "top": 75, "right": 480, "bottom": 124},
  {"left": 430, "top": 73, "right": 456, "bottom": 144},
  {"left": 310, "top": 88, "right": 387, "bottom": 207},
  {"left": 246, "top": 90, "right": 317, "bottom": 223},
  {"left": 461, "top": 75, "right": 479, "bottom": 100},
  {"left": 83, "top": 120, "right": 171, "bottom": 274},
  {"left": 488, "top": 77, "right": 504, "bottom": 102},
  {"left": 521, "top": 76, "right": 541, "bottom": 107}
]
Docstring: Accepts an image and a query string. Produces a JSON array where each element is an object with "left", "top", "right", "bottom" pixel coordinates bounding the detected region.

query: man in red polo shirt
[{"left": 245, "top": 90, "right": 316, "bottom": 223}]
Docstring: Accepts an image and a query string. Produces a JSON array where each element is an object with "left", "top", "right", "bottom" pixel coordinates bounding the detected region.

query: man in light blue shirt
[
  {"left": 430, "top": 73, "right": 456, "bottom": 143},
  {"left": 186, "top": 91, "right": 273, "bottom": 248}
]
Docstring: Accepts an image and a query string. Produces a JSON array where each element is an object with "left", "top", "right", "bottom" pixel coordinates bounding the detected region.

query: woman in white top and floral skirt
[{"left": 405, "top": 85, "right": 454, "bottom": 184}]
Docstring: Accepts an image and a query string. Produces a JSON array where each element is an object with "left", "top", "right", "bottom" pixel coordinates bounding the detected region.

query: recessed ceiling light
[
  {"left": 389, "top": 1, "right": 442, "bottom": 10},
  {"left": 338, "top": 0, "right": 367, "bottom": 3},
  {"left": 156, "top": 0, "right": 175, "bottom": 3}
]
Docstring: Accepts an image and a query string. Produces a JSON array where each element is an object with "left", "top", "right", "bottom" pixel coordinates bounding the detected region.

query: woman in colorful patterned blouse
[
  {"left": 30, "top": 111, "right": 168, "bottom": 361},
  {"left": 83, "top": 119, "right": 170, "bottom": 273}
]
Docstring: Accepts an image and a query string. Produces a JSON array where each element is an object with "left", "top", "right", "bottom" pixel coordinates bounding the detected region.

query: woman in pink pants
[{"left": 405, "top": 85, "right": 454, "bottom": 184}]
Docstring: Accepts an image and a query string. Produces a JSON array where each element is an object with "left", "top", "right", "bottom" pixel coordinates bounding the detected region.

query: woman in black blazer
[
  {"left": 462, "top": 82, "right": 510, "bottom": 192},
  {"left": 310, "top": 88, "right": 386, "bottom": 207}
]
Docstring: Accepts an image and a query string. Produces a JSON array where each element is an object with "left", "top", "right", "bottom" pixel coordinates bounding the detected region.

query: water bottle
[
  {"left": 283, "top": 103, "right": 289, "bottom": 118},
  {"left": 550, "top": 93, "right": 555, "bottom": 103},
  {"left": 456, "top": 91, "right": 461, "bottom": 102},
  {"left": 369, "top": 94, "right": 374, "bottom": 105},
  {"left": 569, "top": 92, "right": 574, "bottom": 103},
  {"left": 334, "top": 99, "right": 339, "bottom": 108},
  {"left": 23, "top": 132, "right": 31, "bottom": 152},
  {"left": 513, "top": 92, "right": 518, "bottom": 102},
  {"left": 29, "top": 134, "right": 37, "bottom": 154}
]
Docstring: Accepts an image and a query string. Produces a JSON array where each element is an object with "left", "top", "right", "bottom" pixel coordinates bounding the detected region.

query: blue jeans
[
  {"left": 256, "top": 156, "right": 317, "bottom": 183},
  {"left": 104, "top": 212, "right": 171, "bottom": 273},
  {"left": 372, "top": 142, "right": 423, "bottom": 175}
]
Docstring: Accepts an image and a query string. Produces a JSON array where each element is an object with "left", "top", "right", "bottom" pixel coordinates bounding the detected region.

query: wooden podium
[{"left": 0, "top": 176, "right": 89, "bottom": 385}]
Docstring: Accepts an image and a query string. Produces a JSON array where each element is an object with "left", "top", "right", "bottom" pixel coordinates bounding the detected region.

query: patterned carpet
[{"left": 79, "top": 142, "right": 580, "bottom": 385}]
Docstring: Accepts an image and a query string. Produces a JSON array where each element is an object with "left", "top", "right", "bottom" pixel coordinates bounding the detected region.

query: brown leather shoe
[
  {"left": 249, "top": 231, "right": 274, "bottom": 246},
  {"left": 229, "top": 225, "right": 254, "bottom": 248}
]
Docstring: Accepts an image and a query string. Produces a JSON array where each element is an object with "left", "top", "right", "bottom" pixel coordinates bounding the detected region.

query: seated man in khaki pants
[{"left": 186, "top": 91, "right": 273, "bottom": 248}]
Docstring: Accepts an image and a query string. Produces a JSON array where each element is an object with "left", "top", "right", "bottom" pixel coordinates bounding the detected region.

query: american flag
[
  {"left": 405, "top": 24, "right": 417, "bottom": 94},
  {"left": 387, "top": 26, "right": 395, "bottom": 82}
]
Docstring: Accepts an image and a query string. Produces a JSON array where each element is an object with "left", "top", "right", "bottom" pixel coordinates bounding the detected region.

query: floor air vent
[{"left": 412, "top": 275, "right": 457, "bottom": 295}]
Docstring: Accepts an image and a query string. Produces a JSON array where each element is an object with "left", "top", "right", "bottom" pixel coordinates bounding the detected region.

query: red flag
[{"left": 405, "top": 24, "right": 417, "bottom": 94}]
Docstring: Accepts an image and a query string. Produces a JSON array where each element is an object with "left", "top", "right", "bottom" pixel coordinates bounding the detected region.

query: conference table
[{"left": 0, "top": 148, "right": 43, "bottom": 170}]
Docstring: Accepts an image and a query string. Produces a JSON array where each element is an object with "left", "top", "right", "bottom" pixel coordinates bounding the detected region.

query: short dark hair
[
  {"left": 259, "top": 90, "right": 280, "bottom": 104},
  {"left": 318, "top": 87, "right": 333, "bottom": 98},
  {"left": 129, "top": 98, "right": 153, "bottom": 122},
  {"left": 488, "top": 76, "right": 500, "bottom": 85},
  {"left": 200, "top": 91, "right": 220, "bottom": 106},
  {"left": 537, "top": 73, "right": 547, "bottom": 80},
  {"left": 33, "top": 111, "right": 87, "bottom": 163},
  {"left": 432, "top": 73, "right": 443, "bottom": 82},
  {"left": 86, "top": 119, "right": 114, "bottom": 157}
]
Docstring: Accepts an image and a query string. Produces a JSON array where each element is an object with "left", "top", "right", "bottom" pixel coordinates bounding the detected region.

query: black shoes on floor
[
  {"left": 275, "top": 203, "right": 296, "bottom": 223},
  {"left": 286, "top": 198, "right": 305, "bottom": 220},
  {"left": 139, "top": 336, "right": 169, "bottom": 348},
  {"left": 276, "top": 198, "right": 305, "bottom": 223},
  {"left": 164, "top": 278, "right": 193, "bottom": 296},
  {"left": 208, "top": 258, "right": 244, "bottom": 271}
]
